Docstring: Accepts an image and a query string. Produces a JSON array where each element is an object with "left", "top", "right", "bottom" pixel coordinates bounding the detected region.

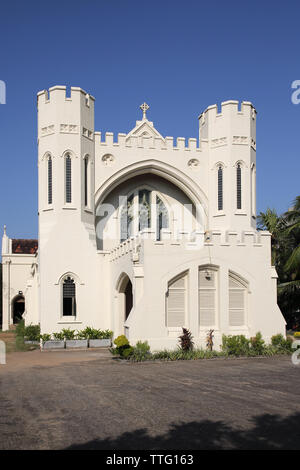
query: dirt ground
[{"left": 1, "top": 352, "right": 300, "bottom": 450}]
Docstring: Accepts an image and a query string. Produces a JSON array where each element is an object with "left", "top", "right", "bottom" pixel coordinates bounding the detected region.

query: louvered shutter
[
  {"left": 229, "top": 275, "right": 245, "bottom": 326},
  {"left": 167, "top": 275, "right": 186, "bottom": 327},
  {"left": 199, "top": 269, "right": 216, "bottom": 327}
]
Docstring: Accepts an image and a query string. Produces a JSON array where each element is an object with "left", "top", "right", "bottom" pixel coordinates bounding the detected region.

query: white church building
[{"left": 1, "top": 86, "right": 286, "bottom": 349}]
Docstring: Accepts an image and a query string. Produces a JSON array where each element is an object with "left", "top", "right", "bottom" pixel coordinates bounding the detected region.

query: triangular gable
[{"left": 126, "top": 119, "right": 165, "bottom": 142}]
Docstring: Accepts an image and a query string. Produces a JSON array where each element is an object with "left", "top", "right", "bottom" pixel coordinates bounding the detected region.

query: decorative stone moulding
[
  {"left": 41, "top": 125, "right": 55, "bottom": 137},
  {"left": 102, "top": 154, "right": 115, "bottom": 166},
  {"left": 82, "top": 127, "right": 94, "bottom": 140},
  {"left": 232, "top": 136, "right": 248, "bottom": 145},
  {"left": 188, "top": 159, "right": 200, "bottom": 170},
  {"left": 211, "top": 137, "right": 227, "bottom": 148},
  {"left": 60, "top": 124, "right": 78, "bottom": 134}
]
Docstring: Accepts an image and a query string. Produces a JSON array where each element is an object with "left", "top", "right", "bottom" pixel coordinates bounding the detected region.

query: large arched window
[
  {"left": 229, "top": 273, "right": 247, "bottom": 327},
  {"left": 63, "top": 276, "right": 76, "bottom": 316},
  {"left": 65, "top": 154, "right": 72, "bottom": 204},
  {"left": 217, "top": 165, "right": 223, "bottom": 211},
  {"left": 236, "top": 163, "right": 242, "bottom": 210},
  {"left": 166, "top": 272, "right": 187, "bottom": 327},
  {"left": 199, "top": 267, "right": 217, "bottom": 327},
  {"left": 120, "top": 188, "right": 169, "bottom": 242},
  {"left": 48, "top": 156, "right": 53, "bottom": 205}
]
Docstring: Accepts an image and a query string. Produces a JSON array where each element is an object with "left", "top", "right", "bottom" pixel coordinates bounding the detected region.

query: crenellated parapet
[
  {"left": 199, "top": 100, "right": 256, "bottom": 149},
  {"left": 37, "top": 85, "right": 95, "bottom": 106},
  {"left": 94, "top": 131, "right": 200, "bottom": 152},
  {"left": 109, "top": 229, "right": 271, "bottom": 262}
]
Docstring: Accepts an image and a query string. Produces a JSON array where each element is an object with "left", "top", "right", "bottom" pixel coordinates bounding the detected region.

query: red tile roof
[{"left": 12, "top": 239, "right": 38, "bottom": 254}]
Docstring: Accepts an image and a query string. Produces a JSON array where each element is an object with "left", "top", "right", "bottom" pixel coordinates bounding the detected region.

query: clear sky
[{"left": 0, "top": 0, "right": 299, "bottom": 239}]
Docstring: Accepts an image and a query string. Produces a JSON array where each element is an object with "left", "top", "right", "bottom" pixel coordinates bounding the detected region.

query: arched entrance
[
  {"left": 116, "top": 273, "right": 133, "bottom": 335},
  {"left": 12, "top": 295, "right": 25, "bottom": 324}
]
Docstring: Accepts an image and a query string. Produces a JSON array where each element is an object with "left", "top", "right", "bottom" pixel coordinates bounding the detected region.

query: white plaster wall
[
  {"left": 111, "top": 232, "right": 285, "bottom": 351},
  {"left": 1, "top": 254, "right": 36, "bottom": 330}
]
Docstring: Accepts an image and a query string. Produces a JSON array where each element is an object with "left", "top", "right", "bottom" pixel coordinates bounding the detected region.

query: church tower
[
  {"left": 199, "top": 100, "right": 257, "bottom": 232},
  {"left": 37, "top": 87, "right": 104, "bottom": 334}
]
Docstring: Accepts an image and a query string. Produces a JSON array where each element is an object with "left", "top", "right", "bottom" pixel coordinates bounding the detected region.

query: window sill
[
  {"left": 62, "top": 205, "right": 77, "bottom": 210},
  {"left": 58, "top": 319, "right": 82, "bottom": 324},
  {"left": 234, "top": 210, "right": 247, "bottom": 216},
  {"left": 42, "top": 206, "right": 54, "bottom": 212},
  {"left": 213, "top": 211, "right": 225, "bottom": 217}
]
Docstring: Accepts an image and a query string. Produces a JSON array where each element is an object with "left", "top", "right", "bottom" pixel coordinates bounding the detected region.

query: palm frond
[{"left": 285, "top": 245, "right": 300, "bottom": 273}]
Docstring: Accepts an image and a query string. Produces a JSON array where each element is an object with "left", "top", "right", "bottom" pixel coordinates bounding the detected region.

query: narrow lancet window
[
  {"left": 48, "top": 156, "right": 52, "bottom": 205},
  {"left": 218, "top": 166, "right": 223, "bottom": 211},
  {"left": 237, "top": 163, "right": 242, "bottom": 209},
  {"left": 84, "top": 157, "right": 88, "bottom": 207},
  {"left": 63, "top": 277, "right": 76, "bottom": 316},
  {"left": 65, "top": 155, "right": 72, "bottom": 203}
]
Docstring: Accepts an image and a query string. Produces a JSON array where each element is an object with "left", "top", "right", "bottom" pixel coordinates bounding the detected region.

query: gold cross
[{"left": 140, "top": 102, "right": 149, "bottom": 120}]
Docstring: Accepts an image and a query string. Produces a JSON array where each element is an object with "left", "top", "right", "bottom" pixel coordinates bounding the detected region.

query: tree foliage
[{"left": 258, "top": 196, "right": 300, "bottom": 328}]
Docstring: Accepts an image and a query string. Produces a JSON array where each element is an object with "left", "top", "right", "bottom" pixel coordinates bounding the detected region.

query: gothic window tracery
[{"left": 120, "top": 189, "right": 169, "bottom": 242}]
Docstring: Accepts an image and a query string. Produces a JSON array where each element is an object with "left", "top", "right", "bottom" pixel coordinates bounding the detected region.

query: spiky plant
[{"left": 179, "top": 328, "right": 194, "bottom": 351}]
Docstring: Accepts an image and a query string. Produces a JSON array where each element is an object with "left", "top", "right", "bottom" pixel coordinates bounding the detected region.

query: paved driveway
[{"left": 0, "top": 352, "right": 300, "bottom": 449}]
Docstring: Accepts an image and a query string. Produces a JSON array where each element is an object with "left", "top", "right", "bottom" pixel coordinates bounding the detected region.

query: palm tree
[{"left": 258, "top": 197, "right": 300, "bottom": 329}]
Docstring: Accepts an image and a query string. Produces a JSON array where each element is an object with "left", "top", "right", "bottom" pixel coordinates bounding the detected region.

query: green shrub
[
  {"left": 79, "top": 327, "right": 113, "bottom": 339},
  {"left": 151, "top": 348, "right": 222, "bottom": 361},
  {"left": 24, "top": 324, "right": 40, "bottom": 341},
  {"left": 179, "top": 328, "right": 194, "bottom": 351},
  {"left": 250, "top": 332, "right": 266, "bottom": 355},
  {"left": 130, "top": 341, "right": 151, "bottom": 361},
  {"left": 52, "top": 332, "right": 65, "bottom": 340},
  {"left": 113, "top": 335, "right": 132, "bottom": 357},
  {"left": 114, "top": 335, "right": 129, "bottom": 348},
  {"left": 122, "top": 346, "right": 134, "bottom": 359},
  {"left": 61, "top": 328, "right": 76, "bottom": 340},
  {"left": 222, "top": 334, "right": 250, "bottom": 356},
  {"left": 271, "top": 334, "right": 293, "bottom": 352},
  {"left": 40, "top": 334, "right": 51, "bottom": 343}
]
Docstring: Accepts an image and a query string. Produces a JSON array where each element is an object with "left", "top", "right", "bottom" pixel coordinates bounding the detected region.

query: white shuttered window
[
  {"left": 229, "top": 274, "right": 246, "bottom": 327},
  {"left": 166, "top": 274, "right": 187, "bottom": 327},
  {"left": 199, "top": 269, "right": 217, "bottom": 327}
]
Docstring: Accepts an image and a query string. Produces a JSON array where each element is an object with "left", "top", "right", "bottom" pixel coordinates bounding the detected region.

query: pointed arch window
[
  {"left": 65, "top": 155, "right": 72, "bottom": 204},
  {"left": 166, "top": 272, "right": 187, "bottom": 327},
  {"left": 156, "top": 196, "right": 169, "bottom": 240},
  {"left": 63, "top": 276, "right": 76, "bottom": 316},
  {"left": 236, "top": 163, "right": 242, "bottom": 210},
  {"left": 120, "top": 189, "right": 169, "bottom": 242},
  {"left": 229, "top": 273, "right": 247, "bottom": 327},
  {"left": 217, "top": 165, "right": 223, "bottom": 211},
  {"left": 48, "top": 156, "right": 52, "bottom": 205},
  {"left": 84, "top": 156, "right": 89, "bottom": 207}
]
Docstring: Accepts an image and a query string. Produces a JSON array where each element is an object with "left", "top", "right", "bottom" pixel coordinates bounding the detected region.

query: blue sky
[{"left": 0, "top": 0, "right": 299, "bottom": 239}]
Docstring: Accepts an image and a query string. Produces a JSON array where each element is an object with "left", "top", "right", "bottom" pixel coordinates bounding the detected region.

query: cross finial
[
  {"left": 3, "top": 225, "right": 6, "bottom": 236},
  {"left": 140, "top": 102, "right": 149, "bottom": 120}
]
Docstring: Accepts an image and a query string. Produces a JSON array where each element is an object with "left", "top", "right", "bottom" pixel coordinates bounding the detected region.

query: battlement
[
  {"left": 199, "top": 100, "right": 256, "bottom": 122},
  {"left": 198, "top": 100, "right": 257, "bottom": 144},
  {"left": 94, "top": 131, "right": 200, "bottom": 152},
  {"left": 37, "top": 86, "right": 95, "bottom": 106},
  {"left": 109, "top": 229, "right": 271, "bottom": 262}
]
